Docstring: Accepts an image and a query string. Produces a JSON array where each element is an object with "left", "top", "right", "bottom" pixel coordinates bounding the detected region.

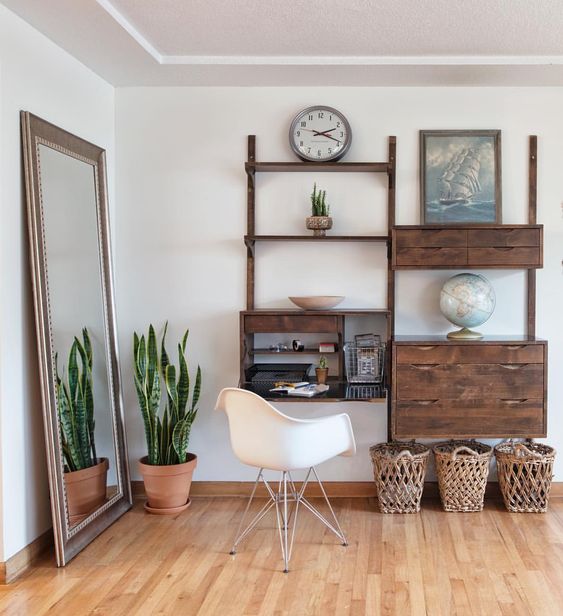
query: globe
[{"left": 439, "top": 273, "right": 496, "bottom": 339}]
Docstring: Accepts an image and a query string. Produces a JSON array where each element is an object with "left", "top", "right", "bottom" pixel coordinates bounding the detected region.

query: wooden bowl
[{"left": 288, "top": 296, "right": 345, "bottom": 310}]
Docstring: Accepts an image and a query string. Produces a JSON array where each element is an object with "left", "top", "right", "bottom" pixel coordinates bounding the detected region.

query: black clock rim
[{"left": 289, "top": 105, "right": 352, "bottom": 163}]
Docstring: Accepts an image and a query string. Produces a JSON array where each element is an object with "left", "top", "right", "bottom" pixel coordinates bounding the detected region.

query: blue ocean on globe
[
  {"left": 440, "top": 273, "right": 496, "bottom": 329},
  {"left": 425, "top": 200, "right": 496, "bottom": 224}
]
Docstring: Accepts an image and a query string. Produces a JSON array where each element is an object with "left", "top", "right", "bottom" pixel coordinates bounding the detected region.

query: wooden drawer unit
[
  {"left": 243, "top": 313, "right": 338, "bottom": 333},
  {"left": 392, "top": 339, "right": 547, "bottom": 438},
  {"left": 392, "top": 225, "right": 543, "bottom": 269}
]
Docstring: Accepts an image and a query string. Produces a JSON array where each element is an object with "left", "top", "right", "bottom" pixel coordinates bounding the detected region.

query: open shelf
[
  {"left": 242, "top": 308, "right": 390, "bottom": 316},
  {"left": 242, "top": 379, "right": 387, "bottom": 403},
  {"left": 245, "top": 235, "right": 389, "bottom": 245},
  {"left": 249, "top": 348, "right": 337, "bottom": 356},
  {"left": 246, "top": 162, "right": 390, "bottom": 174}
]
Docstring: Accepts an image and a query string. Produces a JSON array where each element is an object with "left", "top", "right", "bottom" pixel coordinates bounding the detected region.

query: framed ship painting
[{"left": 420, "top": 130, "right": 502, "bottom": 225}]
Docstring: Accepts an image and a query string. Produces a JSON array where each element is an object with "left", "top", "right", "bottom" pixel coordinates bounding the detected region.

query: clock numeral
[
  {"left": 329, "top": 114, "right": 333, "bottom": 120},
  {"left": 317, "top": 150, "right": 322, "bottom": 157},
  {"left": 336, "top": 121, "right": 341, "bottom": 127},
  {"left": 308, "top": 114, "right": 313, "bottom": 120},
  {"left": 307, "top": 147, "right": 311, "bottom": 153},
  {"left": 337, "top": 141, "right": 341, "bottom": 146},
  {"left": 340, "top": 131, "right": 344, "bottom": 137},
  {"left": 318, "top": 112, "right": 324, "bottom": 119},
  {"left": 300, "top": 121, "right": 306, "bottom": 127},
  {"left": 296, "top": 130, "right": 300, "bottom": 137},
  {"left": 328, "top": 148, "right": 332, "bottom": 154}
]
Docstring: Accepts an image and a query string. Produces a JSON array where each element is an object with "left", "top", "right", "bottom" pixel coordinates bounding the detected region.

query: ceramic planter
[
  {"left": 139, "top": 453, "right": 197, "bottom": 515},
  {"left": 64, "top": 457, "right": 109, "bottom": 525},
  {"left": 315, "top": 367, "right": 329, "bottom": 385},
  {"left": 306, "top": 216, "right": 332, "bottom": 237}
]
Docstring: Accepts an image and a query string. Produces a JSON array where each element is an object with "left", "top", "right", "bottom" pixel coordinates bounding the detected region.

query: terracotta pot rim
[
  {"left": 64, "top": 457, "right": 109, "bottom": 483},
  {"left": 139, "top": 453, "right": 197, "bottom": 476}
]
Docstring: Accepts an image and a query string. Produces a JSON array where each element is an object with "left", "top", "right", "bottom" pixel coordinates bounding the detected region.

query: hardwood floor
[{"left": 1, "top": 496, "right": 563, "bottom": 615}]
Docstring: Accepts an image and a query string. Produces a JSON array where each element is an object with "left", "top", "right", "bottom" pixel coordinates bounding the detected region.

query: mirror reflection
[{"left": 39, "top": 144, "right": 119, "bottom": 527}]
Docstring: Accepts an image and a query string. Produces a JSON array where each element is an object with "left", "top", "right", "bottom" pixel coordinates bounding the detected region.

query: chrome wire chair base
[{"left": 229, "top": 467, "right": 348, "bottom": 572}]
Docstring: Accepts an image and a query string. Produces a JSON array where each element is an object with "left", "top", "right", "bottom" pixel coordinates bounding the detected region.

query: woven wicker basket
[
  {"left": 433, "top": 440, "right": 492, "bottom": 512},
  {"left": 494, "top": 441, "right": 556, "bottom": 513},
  {"left": 369, "top": 442, "right": 430, "bottom": 513}
]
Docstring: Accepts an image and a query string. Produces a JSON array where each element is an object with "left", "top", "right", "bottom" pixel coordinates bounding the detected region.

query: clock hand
[
  {"left": 313, "top": 128, "right": 337, "bottom": 136},
  {"left": 314, "top": 133, "right": 340, "bottom": 144}
]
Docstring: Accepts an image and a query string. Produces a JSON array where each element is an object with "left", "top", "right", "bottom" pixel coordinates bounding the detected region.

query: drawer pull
[
  {"left": 411, "top": 399, "right": 439, "bottom": 406},
  {"left": 506, "top": 345, "right": 526, "bottom": 350},
  {"left": 500, "top": 398, "right": 530, "bottom": 405},
  {"left": 411, "top": 364, "right": 439, "bottom": 370},
  {"left": 493, "top": 247, "right": 515, "bottom": 252},
  {"left": 417, "top": 346, "right": 437, "bottom": 351},
  {"left": 500, "top": 363, "right": 529, "bottom": 370}
]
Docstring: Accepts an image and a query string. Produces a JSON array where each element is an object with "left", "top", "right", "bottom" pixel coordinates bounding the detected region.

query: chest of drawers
[{"left": 391, "top": 338, "right": 547, "bottom": 438}]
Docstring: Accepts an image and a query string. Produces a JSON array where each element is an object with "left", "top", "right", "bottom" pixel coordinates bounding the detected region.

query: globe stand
[{"left": 447, "top": 327, "right": 484, "bottom": 340}]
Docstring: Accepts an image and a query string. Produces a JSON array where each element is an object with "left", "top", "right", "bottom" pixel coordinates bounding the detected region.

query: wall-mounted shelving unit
[{"left": 240, "top": 135, "right": 396, "bottom": 405}]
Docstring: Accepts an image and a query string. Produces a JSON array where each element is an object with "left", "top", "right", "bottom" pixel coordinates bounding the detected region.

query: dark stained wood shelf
[
  {"left": 246, "top": 162, "right": 390, "bottom": 174},
  {"left": 249, "top": 348, "right": 337, "bottom": 356},
  {"left": 394, "top": 335, "right": 546, "bottom": 344},
  {"left": 242, "top": 379, "right": 387, "bottom": 403},
  {"left": 242, "top": 309, "right": 391, "bottom": 316},
  {"left": 245, "top": 235, "right": 389, "bottom": 244}
]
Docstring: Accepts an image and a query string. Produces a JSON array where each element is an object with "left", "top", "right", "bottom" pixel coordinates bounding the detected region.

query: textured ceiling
[
  {"left": 110, "top": 0, "right": 563, "bottom": 57},
  {"left": 2, "top": 0, "right": 563, "bottom": 86}
]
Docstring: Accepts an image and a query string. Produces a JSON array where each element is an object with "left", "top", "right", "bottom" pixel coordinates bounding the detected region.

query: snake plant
[
  {"left": 55, "top": 328, "right": 97, "bottom": 472},
  {"left": 133, "top": 323, "right": 202, "bottom": 466}
]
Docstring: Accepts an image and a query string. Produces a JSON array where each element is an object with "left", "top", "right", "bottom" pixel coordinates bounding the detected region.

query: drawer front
[
  {"left": 395, "top": 228, "right": 466, "bottom": 248},
  {"left": 467, "top": 228, "right": 540, "bottom": 247},
  {"left": 395, "top": 247, "right": 467, "bottom": 267},
  {"left": 467, "top": 246, "right": 541, "bottom": 267},
  {"left": 394, "top": 343, "right": 544, "bottom": 365},
  {"left": 244, "top": 314, "right": 338, "bottom": 333},
  {"left": 395, "top": 363, "right": 544, "bottom": 400},
  {"left": 394, "top": 398, "right": 545, "bottom": 438}
]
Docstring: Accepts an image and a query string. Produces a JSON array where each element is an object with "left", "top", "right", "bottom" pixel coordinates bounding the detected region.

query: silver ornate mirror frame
[{"left": 21, "top": 111, "right": 132, "bottom": 566}]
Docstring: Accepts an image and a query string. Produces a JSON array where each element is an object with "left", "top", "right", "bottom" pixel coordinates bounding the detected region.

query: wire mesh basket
[{"left": 343, "top": 342, "right": 385, "bottom": 383}]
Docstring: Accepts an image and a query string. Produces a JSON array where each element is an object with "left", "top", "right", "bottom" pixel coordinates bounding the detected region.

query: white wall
[
  {"left": 115, "top": 87, "right": 563, "bottom": 484},
  {"left": 0, "top": 5, "right": 115, "bottom": 561}
]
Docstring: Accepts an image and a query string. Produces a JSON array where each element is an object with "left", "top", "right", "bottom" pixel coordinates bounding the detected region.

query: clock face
[{"left": 289, "top": 106, "right": 352, "bottom": 162}]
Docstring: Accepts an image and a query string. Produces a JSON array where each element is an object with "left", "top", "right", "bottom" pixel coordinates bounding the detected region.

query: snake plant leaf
[
  {"left": 68, "top": 340, "right": 79, "bottom": 403},
  {"left": 57, "top": 379, "right": 81, "bottom": 470},
  {"left": 160, "top": 321, "right": 170, "bottom": 379},
  {"left": 160, "top": 406, "right": 170, "bottom": 466},
  {"left": 190, "top": 365, "right": 202, "bottom": 416},
  {"left": 75, "top": 379, "right": 92, "bottom": 467},
  {"left": 172, "top": 418, "right": 191, "bottom": 464},
  {"left": 135, "top": 334, "right": 147, "bottom": 385},
  {"left": 165, "top": 364, "right": 178, "bottom": 421},
  {"left": 147, "top": 325, "right": 158, "bottom": 400},
  {"left": 177, "top": 341, "right": 189, "bottom": 419},
  {"left": 134, "top": 369, "right": 157, "bottom": 464},
  {"left": 82, "top": 328, "right": 92, "bottom": 370}
]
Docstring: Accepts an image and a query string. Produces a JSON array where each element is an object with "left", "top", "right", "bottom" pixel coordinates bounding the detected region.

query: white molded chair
[{"left": 215, "top": 387, "right": 356, "bottom": 572}]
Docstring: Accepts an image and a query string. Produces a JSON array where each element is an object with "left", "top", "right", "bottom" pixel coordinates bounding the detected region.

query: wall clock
[{"left": 289, "top": 106, "right": 352, "bottom": 162}]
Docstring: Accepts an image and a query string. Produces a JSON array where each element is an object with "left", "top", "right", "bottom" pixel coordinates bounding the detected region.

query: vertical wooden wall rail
[
  {"left": 528, "top": 135, "right": 537, "bottom": 337},
  {"left": 387, "top": 136, "right": 397, "bottom": 441},
  {"left": 246, "top": 135, "right": 256, "bottom": 310}
]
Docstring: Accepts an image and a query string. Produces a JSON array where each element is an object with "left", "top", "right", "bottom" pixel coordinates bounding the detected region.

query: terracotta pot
[
  {"left": 64, "top": 458, "right": 109, "bottom": 524},
  {"left": 316, "top": 367, "right": 329, "bottom": 385},
  {"left": 306, "top": 216, "right": 332, "bottom": 237},
  {"left": 139, "top": 453, "right": 197, "bottom": 514}
]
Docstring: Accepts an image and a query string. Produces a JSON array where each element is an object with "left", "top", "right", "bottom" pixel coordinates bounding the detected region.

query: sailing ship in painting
[{"left": 438, "top": 148, "right": 481, "bottom": 205}]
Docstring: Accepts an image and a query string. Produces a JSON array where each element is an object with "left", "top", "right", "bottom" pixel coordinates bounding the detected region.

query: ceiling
[{"left": 3, "top": 0, "right": 563, "bottom": 86}]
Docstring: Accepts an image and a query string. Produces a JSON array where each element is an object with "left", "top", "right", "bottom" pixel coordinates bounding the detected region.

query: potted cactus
[
  {"left": 56, "top": 328, "right": 108, "bottom": 525},
  {"left": 134, "top": 323, "right": 202, "bottom": 514},
  {"left": 306, "top": 183, "right": 332, "bottom": 236},
  {"left": 315, "top": 355, "right": 329, "bottom": 385}
]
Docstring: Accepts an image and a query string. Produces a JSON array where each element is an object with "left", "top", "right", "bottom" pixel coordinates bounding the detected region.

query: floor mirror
[{"left": 21, "top": 111, "right": 132, "bottom": 566}]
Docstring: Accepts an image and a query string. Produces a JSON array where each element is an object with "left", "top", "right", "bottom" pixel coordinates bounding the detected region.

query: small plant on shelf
[
  {"left": 306, "top": 183, "right": 333, "bottom": 236},
  {"left": 315, "top": 355, "right": 329, "bottom": 385}
]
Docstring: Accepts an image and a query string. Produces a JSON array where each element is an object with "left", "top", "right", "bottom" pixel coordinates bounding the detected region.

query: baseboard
[
  {"left": 132, "top": 480, "right": 563, "bottom": 500},
  {"left": 0, "top": 528, "right": 53, "bottom": 584}
]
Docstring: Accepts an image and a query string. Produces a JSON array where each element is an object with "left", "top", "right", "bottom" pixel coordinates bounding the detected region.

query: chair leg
[
  {"left": 230, "top": 468, "right": 273, "bottom": 555},
  {"left": 311, "top": 466, "right": 348, "bottom": 546}
]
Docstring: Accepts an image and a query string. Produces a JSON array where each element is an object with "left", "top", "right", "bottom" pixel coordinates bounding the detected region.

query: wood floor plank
[{"left": 2, "top": 497, "right": 563, "bottom": 615}]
